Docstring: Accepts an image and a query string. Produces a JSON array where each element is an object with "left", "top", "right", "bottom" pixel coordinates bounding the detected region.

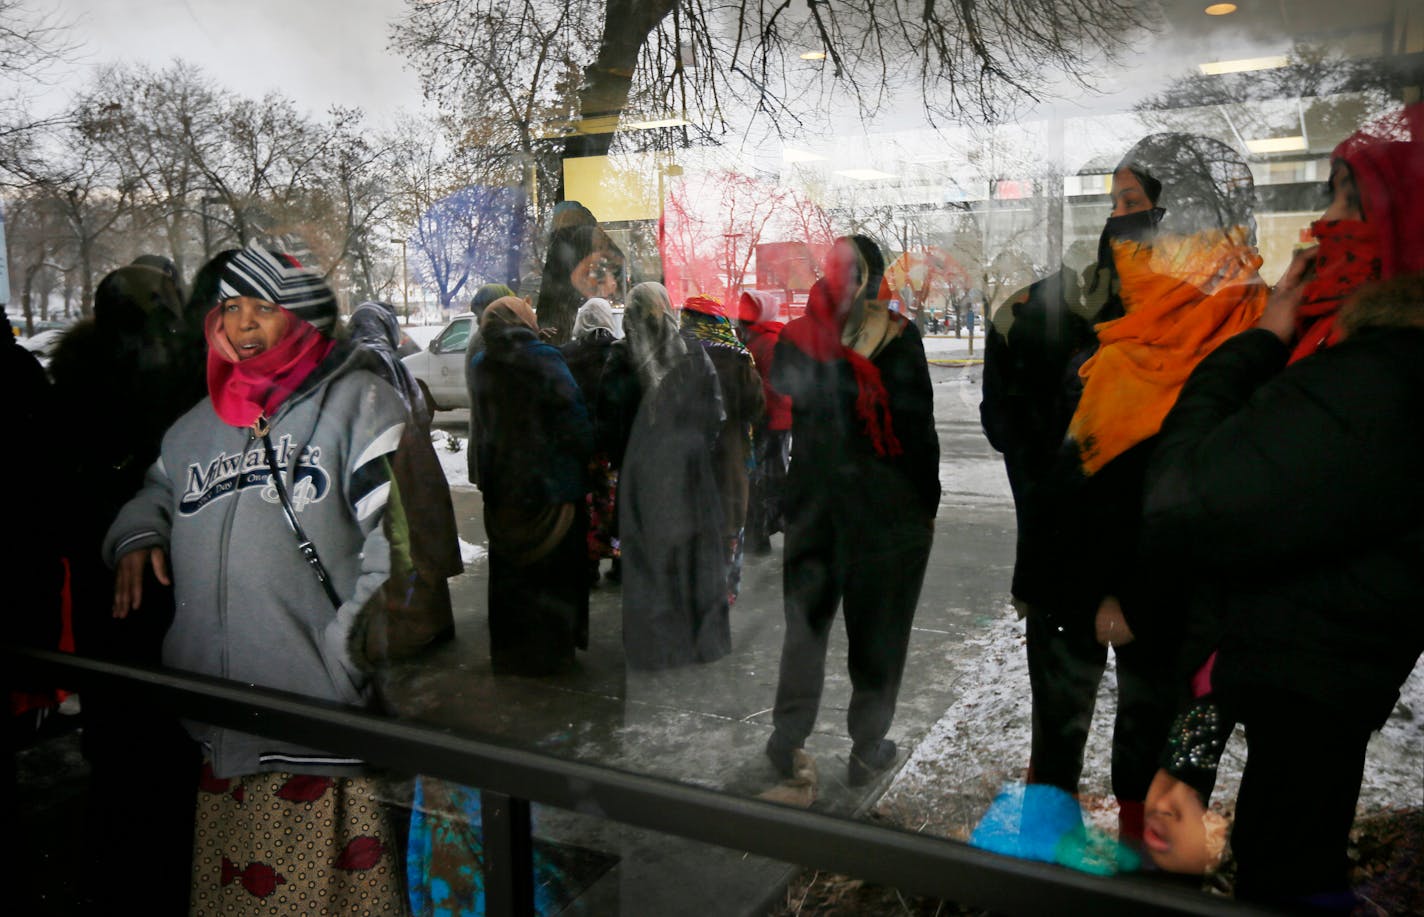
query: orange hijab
[{"left": 1069, "top": 227, "right": 1267, "bottom": 475}]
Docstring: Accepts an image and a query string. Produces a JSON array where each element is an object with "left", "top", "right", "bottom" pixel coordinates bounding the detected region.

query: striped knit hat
[{"left": 215, "top": 244, "right": 338, "bottom": 334}]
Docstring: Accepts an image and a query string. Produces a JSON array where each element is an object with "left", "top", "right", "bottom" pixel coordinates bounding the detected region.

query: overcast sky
[{"left": 35, "top": 0, "right": 429, "bottom": 123}]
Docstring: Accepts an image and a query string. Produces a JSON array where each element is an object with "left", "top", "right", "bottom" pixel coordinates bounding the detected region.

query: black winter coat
[
  {"left": 1142, "top": 326, "right": 1424, "bottom": 728},
  {"left": 981, "top": 267, "right": 1121, "bottom": 610},
  {"left": 772, "top": 321, "right": 940, "bottom": 522}
]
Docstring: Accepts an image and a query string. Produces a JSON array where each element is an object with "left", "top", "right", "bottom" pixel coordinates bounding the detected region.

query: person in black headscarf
[
  {"left": 536, "top": 204, "right": 625, "bottom": 346},
  {"left": 48, "top": 259, "right": 206, "bottom": 914}
]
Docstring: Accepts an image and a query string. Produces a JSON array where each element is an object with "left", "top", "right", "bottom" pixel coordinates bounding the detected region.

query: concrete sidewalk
[{"left": 387, "top": 363, "right": 1016, "bottom": 915}]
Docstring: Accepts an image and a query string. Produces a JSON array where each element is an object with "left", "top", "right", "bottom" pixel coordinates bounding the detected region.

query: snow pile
[
  {"left": 458, "top": 537, "right": 487, "bottom": 565},
  {"left": 428, "top": 430, "right": 472, "bottom": 489},
  {"left": 877, "top": 605, "right": 1424, "bottom": 842}
]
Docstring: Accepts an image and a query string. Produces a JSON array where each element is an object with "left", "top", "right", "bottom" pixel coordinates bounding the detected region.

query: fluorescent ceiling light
[
  {"left": 624, "top": 117, "right": 689, "bottom": 130},
  {"left": 834, "top": 168, "right": 897, "bottom": 181},
  {"left": 1199, "top": 55, "right": 1289, "bottom": 75},
  {"left": 1204, "top": 3, "right": 1237, "bottom": 14},
  {"left": 800, "top": 51, "right": 827, "bottom": 61},
  {"left": 1245, "top": 136, "right": 1307, "bottom": 154},
  {"left": 782, "top": 147, "right": 826, "bottom": 163}
]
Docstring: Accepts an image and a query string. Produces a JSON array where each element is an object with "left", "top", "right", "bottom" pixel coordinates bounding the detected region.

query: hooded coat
[{"left": 104, "top": 340, "right": 408, "bottom": 779}]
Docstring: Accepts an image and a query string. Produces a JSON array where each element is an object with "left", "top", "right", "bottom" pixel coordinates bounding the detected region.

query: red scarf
[
  {"left": 1290, "top": 219, "right": 1382, "bottom": 364},
  {"left": 781, "top": 281, "right": 902, "bottom": 457},
  {"left": 205, "top": 306, "right": 334, "bottom": 427}
]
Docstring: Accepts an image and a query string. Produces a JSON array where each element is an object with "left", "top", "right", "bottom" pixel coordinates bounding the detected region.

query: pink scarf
[{"left": 205, "top": 306, "right": 334, "bottom": 427}]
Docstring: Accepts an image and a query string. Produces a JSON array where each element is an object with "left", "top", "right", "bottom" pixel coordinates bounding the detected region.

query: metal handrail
[{"left": 4, "top": 645, "right": 1281, "bottom": 917}]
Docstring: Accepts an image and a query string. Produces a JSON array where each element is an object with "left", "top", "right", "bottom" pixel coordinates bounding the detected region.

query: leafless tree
[
  {"left": 0, "top": 0, "right": 75, "bottom": 180},
  {"left": 394, "top": 0, "right": 1153, "bottom": 160}
]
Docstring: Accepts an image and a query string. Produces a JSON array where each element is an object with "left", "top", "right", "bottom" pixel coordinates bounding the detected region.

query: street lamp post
[{"left": 390, "top": 237, "right": 409, "bottom": 324}]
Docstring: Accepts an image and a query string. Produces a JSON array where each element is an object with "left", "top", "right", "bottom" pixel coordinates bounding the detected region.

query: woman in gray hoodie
[{"left": 106, "top": 245, "right": 410, "bottom": 916}]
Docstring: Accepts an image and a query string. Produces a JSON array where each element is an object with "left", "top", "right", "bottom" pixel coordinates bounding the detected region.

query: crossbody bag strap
[{"left": 254, "top": 417, "right": 343, "bottom": 609}]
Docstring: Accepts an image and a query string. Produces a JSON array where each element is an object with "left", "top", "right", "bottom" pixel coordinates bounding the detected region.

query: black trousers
[
  {"left": 1024, "top": 609, "right": 1176, "bottom": 803},
  {"left": 1231, "top": 700, "right": 1371, "bottom": 910},
  {"left": 772, "top": 488, "right": 932, "bottom": 749}
]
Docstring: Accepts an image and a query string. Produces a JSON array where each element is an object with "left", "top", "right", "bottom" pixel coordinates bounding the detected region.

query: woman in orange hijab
[{"left": 1025, "top": 134, "right": 1267, "bottom": 847}]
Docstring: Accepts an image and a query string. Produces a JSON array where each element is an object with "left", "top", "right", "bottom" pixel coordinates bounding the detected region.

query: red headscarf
[
  {"left": 781, "top": 279, "right": 902, "bottom": 457},
  {"left": 205, "top": 305, "right": 335, "bottom": 427},
  {"left": 1292, "top": 103, "right": 1424, "bottom": 363}
]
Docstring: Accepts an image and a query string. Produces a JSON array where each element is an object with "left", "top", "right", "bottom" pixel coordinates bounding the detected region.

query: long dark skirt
[{"left": 487, "top": 507, "right": 589, "bottom": 676}]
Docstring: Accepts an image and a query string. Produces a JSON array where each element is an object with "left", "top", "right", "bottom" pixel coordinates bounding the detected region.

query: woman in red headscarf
[{"left": 1140, "top": 104, "right": 1424, "bottom": 909}]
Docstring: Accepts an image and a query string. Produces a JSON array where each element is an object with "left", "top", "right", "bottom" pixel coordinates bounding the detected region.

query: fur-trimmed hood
[{"left": 1337, "top": 272, "right": 1424, "bottom": 338}]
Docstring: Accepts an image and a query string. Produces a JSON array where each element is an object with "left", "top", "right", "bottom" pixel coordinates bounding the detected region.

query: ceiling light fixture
[
  {"left": 1199, "top": 54, "right": 1289, "bottom": 75},
  {"left": 834, "top": 168, "right": 897, "bottom": 181},
  {"left": 782, "top": 148, "right": 827, "bottom": 163},
  {"left": 1204, "top": 3, "right": 1237, "bottom": 14},
  {"left": 625, "top": 117, "right": 690, "bottom": 130},
  {"left": 800, "top": 50, "right": 827, "bottom": 60},
  {"left": 1245, "top": 136, "right": 1307, "bottom": 154}
]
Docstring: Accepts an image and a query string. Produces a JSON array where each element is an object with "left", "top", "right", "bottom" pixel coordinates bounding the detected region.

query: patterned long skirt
[{"left": 190, "top": 764, "right": 406, "bottom": 916}]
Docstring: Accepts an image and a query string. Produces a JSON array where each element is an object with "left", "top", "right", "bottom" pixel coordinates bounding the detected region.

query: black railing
[{"left": 4, "top": 645, "right": 1284, "bottom": 917}]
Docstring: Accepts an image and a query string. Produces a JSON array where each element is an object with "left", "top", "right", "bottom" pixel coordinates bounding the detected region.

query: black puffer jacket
[{"left": 1142, "top": 313, "right": 1424, "bottom": 728}]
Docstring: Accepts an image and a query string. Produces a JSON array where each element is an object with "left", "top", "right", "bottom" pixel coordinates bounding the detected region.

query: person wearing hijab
[
  {"left": 1140, "top": 105, "right": 1424, "bottom": 909},
  {"left": 680, "top": 294, "right": 765, "bottom": 604},
  {"left": 470, "top": 297, "right": 593, "bottom": 675},
  {"left": 1022, "top": 134, "right": 1268, "bottom": 847},
  {"left": 765, "top": 236, "right": 940, "bottom": 787},
  {"left": 347, "top": 301, "right": 463, "bottom": 665},
  {"left": 736, "top": 290, "right": 792, "bottom": 555},
  {"left": 536, "top": 207, "right": 625, "bottom": 346},
  {"left": 561, "top": 297, "right": 622, "bottom": 585},
  {"left": 463, "top": 282, "right": 516, "bottom": 482},
  {"left": 48, "top": 259, "right": 205, "bottom": 913},
  {"left": 104, "top": 244, "right": 410, "bottom": 914},
  {"left": 616, "top": 282, "right": 731, "bottom": 670}
]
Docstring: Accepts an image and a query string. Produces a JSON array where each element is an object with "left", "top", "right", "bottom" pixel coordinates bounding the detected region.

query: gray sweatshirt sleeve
[
  {"left": 323, "top": 376, "right": 409, "bottom": 678},
  {"left": 103, "top": 454, "right": 174, "bottom": 566}
]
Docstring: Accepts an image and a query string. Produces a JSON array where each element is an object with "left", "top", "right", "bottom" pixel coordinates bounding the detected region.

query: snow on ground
[
  {"left": 429, "top": 429, "right": 473, "bottom": 490},
  {"left": 459, "top": 537, "right": 487, "bottom": 566},
  {"left": 922, "top": 333, "right": 988, "bottom": 359},
  {"left": 876, "top": 604, "right": 1424, "bottom": 842}
]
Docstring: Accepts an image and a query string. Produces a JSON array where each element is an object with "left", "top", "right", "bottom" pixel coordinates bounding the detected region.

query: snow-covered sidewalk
[{"left": 876, "top": 604, "right": 1424, "bottom": 842}]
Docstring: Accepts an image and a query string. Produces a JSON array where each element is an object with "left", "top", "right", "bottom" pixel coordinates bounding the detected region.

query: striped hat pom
[{"left": 217, "top": 244, "right": 338, "bottom": 334}]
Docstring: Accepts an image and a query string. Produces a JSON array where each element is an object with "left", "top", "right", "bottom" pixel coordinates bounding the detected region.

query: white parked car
[{"left": 400, "top": 313, "right": 475, "bottom": 410}]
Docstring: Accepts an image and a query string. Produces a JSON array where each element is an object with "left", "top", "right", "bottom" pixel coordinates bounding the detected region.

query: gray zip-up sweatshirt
[{"left": 104, "top": 344, "right": 407, "bottom": 778}]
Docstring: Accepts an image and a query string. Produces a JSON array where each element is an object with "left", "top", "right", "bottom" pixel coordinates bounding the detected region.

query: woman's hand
[
  {"left": 1257, "top": 245, "right": 1317, "bottom": 343},
  {"left": 113, "top": 547, "right": 170, "bottom": 619},
  {"left": 1094, "top": 595, "right": 1134, "bottom": 647}
]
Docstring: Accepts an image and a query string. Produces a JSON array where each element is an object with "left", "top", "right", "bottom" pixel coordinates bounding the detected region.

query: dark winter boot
[
  {"left": 765, "top": 731, "right": 799, "bottom": 779},
  {"left": 847, "top": 739, "right": 897, "bottom": 786}
]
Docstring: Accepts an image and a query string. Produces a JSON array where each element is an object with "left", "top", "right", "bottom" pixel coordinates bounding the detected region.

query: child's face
[{"left": 1143, "top": 771, "right": 1219, "bottom": 874}]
